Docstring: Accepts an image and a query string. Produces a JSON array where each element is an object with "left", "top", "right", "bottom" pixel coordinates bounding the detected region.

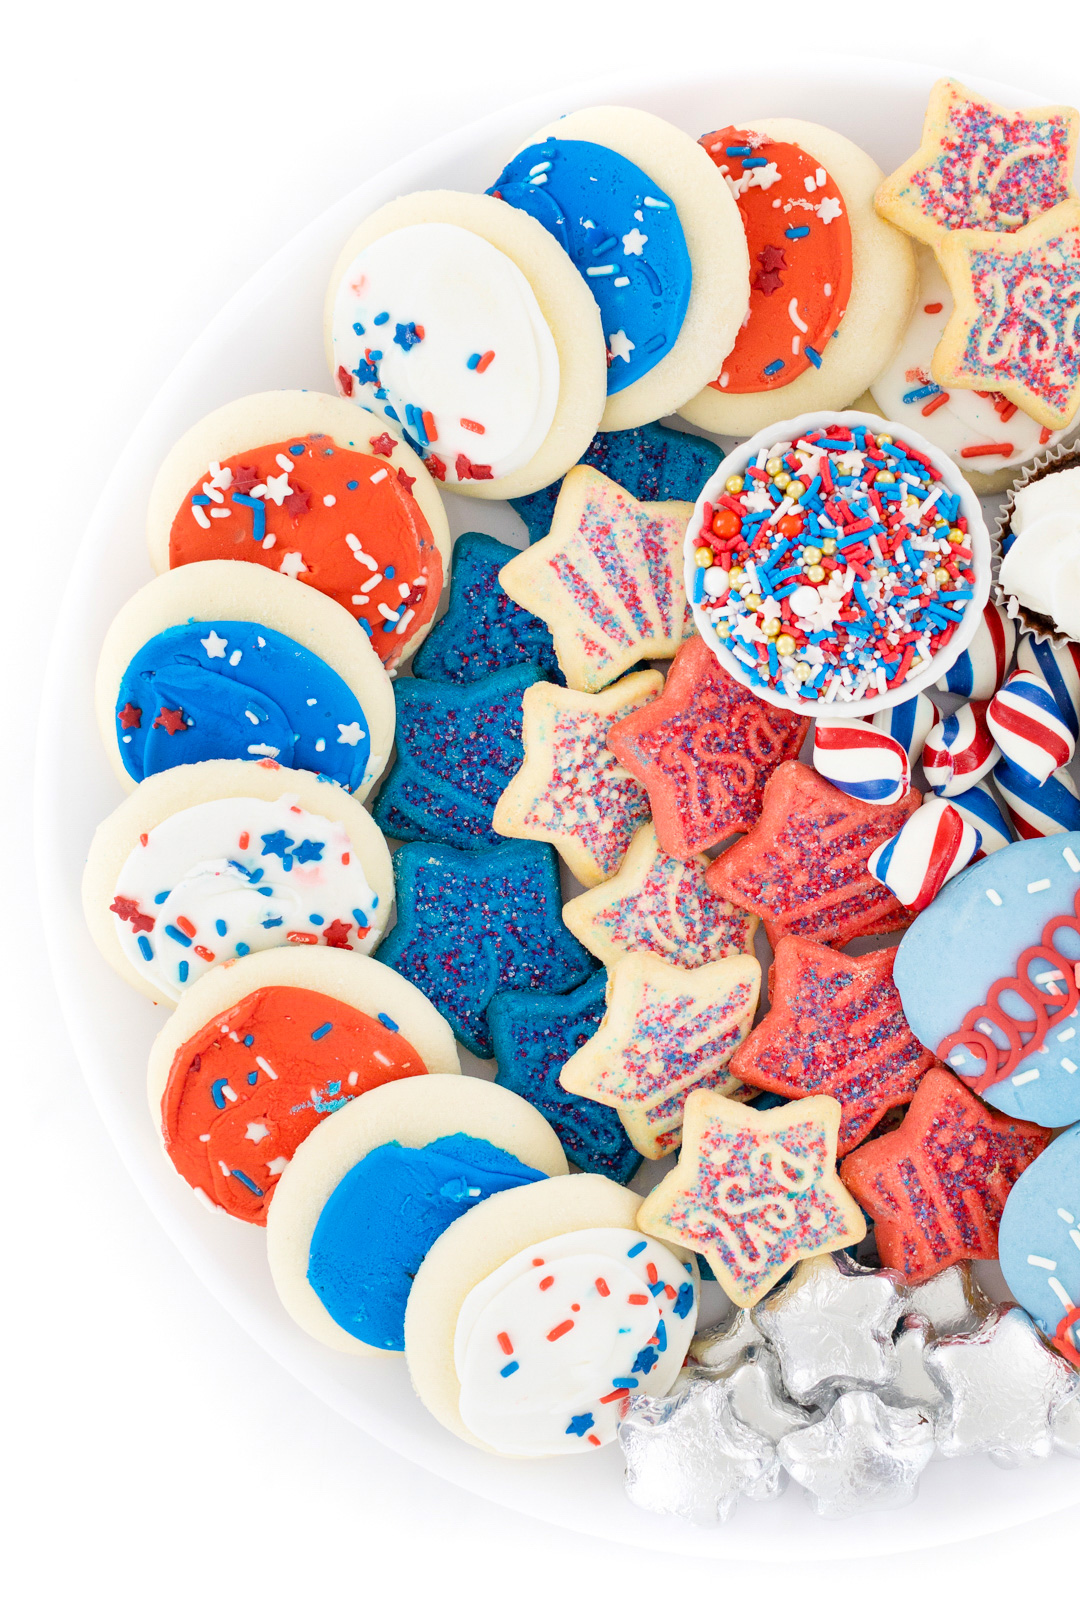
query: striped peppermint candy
[
  {"left": 1016, "top": 634, "right": 1080, "bottom": 740},
  {"left": 868, "top": 799, "right": 981, "bottom": 911},
  {"left": 935, "top": 599, "right": 1016, "bottom": 700},
  {"left": 924, "top": 783, "right": 1014, "bottom": 855},
  {"left": 871, "top": 692, "right": 940, "bottom": 761},
  {"left": 812, "top": 718, "right": 910, "bottom": 806},
  {"left": 992, "top": 759, "right": 1080, "bottom": 839},
  {"left": 922, "top": 700, "right": 1000, "bottom": 796},
  {"left": 986, "top": 670, "right": 1076, "bottom": 786}
]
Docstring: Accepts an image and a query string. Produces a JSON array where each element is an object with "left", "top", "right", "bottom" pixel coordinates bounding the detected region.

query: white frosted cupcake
[{"left": 994, "top": 446, "right": 1080, "bottom": 646}]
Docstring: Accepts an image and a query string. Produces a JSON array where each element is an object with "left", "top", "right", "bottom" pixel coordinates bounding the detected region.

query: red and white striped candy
[
  {"left": 868, "top": 799, "right": 981, "bottom": 911},
  {"left": 986, "top": 669, "right": 1076, "bottom": 786},
  {"left": 812, "top": 718, "right": 910, "bottom": 806},
  {"left": 921, "top": 700, "right": 1000, "bottom": 797},
  {"left": 870, "top": 692, "right": 940, "bottom": 761},
  {"left": 935, "top": 599, "right": 1016, "bottom": 700},
  {"left": 1017, "top": 634, "right": 1080, "bottom": 741},
  {"left": 992, "top": 759, "right": 1080, "bottom": 839}
]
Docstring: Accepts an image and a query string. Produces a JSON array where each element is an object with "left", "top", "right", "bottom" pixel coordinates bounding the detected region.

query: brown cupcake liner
[{"left": 991, "top": 437, "right": 1080, "bottom": 650}]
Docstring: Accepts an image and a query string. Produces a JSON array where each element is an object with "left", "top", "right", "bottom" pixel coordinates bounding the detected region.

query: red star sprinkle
[
  {"left": 840, "top": 1067, "right": 1051, "bottom": 1281},
  {"left": 424, "top": 455, "right": 447, "bottom": 482},
  {"left": 230, "top": 465, "right": 260, "bottom": 494},
  {"left": 284, "top": 488, "right": 311, "bottom": 518},
  {"left": 758, "top": 244, "right": 788, "bottom": 273},
  {"left": 152, "top": 707, "right": 189, "bottom": 736},
  {"left": 752, "top": 268, "right": 784, "bottom": 296},
  {"left": 117, "top": 703, "right": 142, "bottom": 730},
  {"left": 110, "top": 895, "right": 155, "bottom": 933},
  {"left": 730, "top": 938, "right": 934, "bottom": 1154},
  {"left": 321, "top": 918, "right": 353, "bottom": 949},
  {"left": 606, "top": 636, "right": 809, "bottom": 859},
  {"left": 369, "top": 433, "right": 397, "bottom": 457},
  {"left": 455, "top": 454, "right": 494, "bottom": 481},
  {"left": 706, "top": 760, "right": 921, "bottom": 949},
  {"left": 396, "top": 467, "right": 416, "bottom": 494}
]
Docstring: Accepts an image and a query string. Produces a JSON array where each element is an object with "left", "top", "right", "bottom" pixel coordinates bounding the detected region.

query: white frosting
[
  {"left": 111, "top": 796, "right": 382, "bottom": 997},
  {"left": 999, "top": 467, "right": 1080, "bottom": 638},
  {"left": 453, "top": 1228, "right": 697, "bottom": 1456},
  {"left": 871, "top": 247, "right": 1076, "bottom": 473},
  {"left": 331, "top": 222, "right": 560, "bottom": 483}
]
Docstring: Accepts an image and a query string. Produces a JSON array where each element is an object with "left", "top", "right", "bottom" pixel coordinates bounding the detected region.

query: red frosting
[
  {"left": 169, "top": 434, "right": 442, "bottom": 669},
  {"left": 160, "top": 985, "right": 426, "bottom": 1223}
]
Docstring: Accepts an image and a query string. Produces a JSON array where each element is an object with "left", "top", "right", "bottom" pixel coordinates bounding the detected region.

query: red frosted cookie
[
  {"left": 706, "top": 760, "right": 921, "bottom": 949},
  {"left": 605, "top": 636, "right": 809, "bottom": 859},
  {"left": 839, "top": 1067, "right": 1051, "bottom": 1281},
  {"left": 730, "top": 939, "right": 934, "bottom": 1154}
]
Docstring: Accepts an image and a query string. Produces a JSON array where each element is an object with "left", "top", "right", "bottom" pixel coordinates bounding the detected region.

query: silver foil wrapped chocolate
[
  {"left": 778, "top": 1391, "right": 935, "bottom": 1517},
  {"left": 752, "top": 1253, "right": 907, "bottom": 1403}
]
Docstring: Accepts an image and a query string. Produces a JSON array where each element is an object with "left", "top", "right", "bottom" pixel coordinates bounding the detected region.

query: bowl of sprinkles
[{"left": 685, "top": 409, "right": 991, "bottom": 717}]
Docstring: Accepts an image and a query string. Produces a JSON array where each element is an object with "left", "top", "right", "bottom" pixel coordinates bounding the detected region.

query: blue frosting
[
  {"left": 306, "top": 1133, "right": 546, "bottom": 1350},
  {"left": 489, "top": 139, "right": 691, "bottom": 395},
  {"left": 999, "top": 1125, "right": 1080, "bottom": 1337},
  {"left": 115, "top": 621, "right": 370, "bottom": 791}
]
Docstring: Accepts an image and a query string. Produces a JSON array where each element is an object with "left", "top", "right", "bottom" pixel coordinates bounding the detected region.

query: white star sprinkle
[
  {"left": 621, "top": 228, "right": 648, "bottom": 256},
  {"left": 337, "top": 722, "right": 366, "bottom": 746},
  {"left": 608, "top": 329, "right": 635, "bottom": 363},
  {"left": 255, "top": 471, "right": 292, "bottom": 506},
  {"left": 244, "top": 1121, "right": 270, "bottom": 1142},
  {"left": 816, "top": 196, "right": 844, "bottom": 224},
  {"left": 278, "top": 551, "right": 307, "bottom": 579},
  {"left": 200, "top": 630, "right": 228, "bottom": 659}
]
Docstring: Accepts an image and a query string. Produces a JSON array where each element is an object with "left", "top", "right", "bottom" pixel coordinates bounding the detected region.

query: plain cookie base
[
  {"left": 323, "top": 190, "right": 606, "bottom": 500},
  {"left": 403, "top": 1175, "right": 697, "bottom": 1455},
  {"left": 519, "top": 105, "right": 750, "bottom": 432},
  {"left": 145, "top": 390, "right": 451, "bottom": 665},
  {"left": 95, "top": 559, "right": 395, "bottom": 797},
  {"left": 855, "top": 389, "right": 1016, "bottom": 494},
  {"left": 265, "top": 1075, "right": 569, "bottom": 1357},
  {"left": 678, "top": 118, "right": 916, "bottom": 438},
  {"left": 82, "top": 759, "right": 395, "bottom": 1007}
]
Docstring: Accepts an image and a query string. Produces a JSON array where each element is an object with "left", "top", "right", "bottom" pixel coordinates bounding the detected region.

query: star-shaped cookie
[
  {"left": 606, "top": 636, "right": 810, "bottom": 859},
  {"left": 498, "top": 467, "right": 693, "bottom": 693},
  {"left": 705, "top": 761, "right": 922, "bottom": 950},
  {"left": 839, "top": 1067, "right": 1051, "bottom": 1281},
  {"left": 409, "top": 532, "right": 564, "bottom": 686},
  {"left": 559, "top": 950, "right": 761, "bottom": 1159},
  {"left": 561, "top": 821, "right": 757, "bottom": 970},
  {"left": 492, "top": 671, "right": 662, "bottom": 887},
  {"left": 730, "top": 939, "right": 933, "bottom": 1154},
  {"left": 637, "top": 1091, "right": 866, "bottom": 1308}
]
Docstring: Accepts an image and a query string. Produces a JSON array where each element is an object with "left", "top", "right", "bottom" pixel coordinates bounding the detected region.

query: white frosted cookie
[
  {"left": 96, "top": 559, "right": 394, "bottom": 797},
  {"left": 82, "top": 759, "right": 394, "bottom": 1005},
  {"left": 146, "top": 390, "right": 451, "bottom": 671},
  {"left": 491, "top": 105, "right": 749, "bottom": 432},
  {"left": 266, "top": 1074, "right": 568, "bottom": 1356},
  {"left": 324, "top": 190, "right": 606, "bottom": 501},
  {"left": 404, "top": 1175, "right": 699, "bottom": 1456},
  {"left": 679, "top": 118, "right": 916, "bottom": 437}
]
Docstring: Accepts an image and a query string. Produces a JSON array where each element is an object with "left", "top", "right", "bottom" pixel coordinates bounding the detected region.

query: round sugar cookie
[
  {"left": 96, "top": 559, "right": 394, "bottom": 797},
  {"left": 146, "top": 390, "right": 451, "bottom": 671},
  {"left": 324, "top": 190, "right": 606, "bottom": 501},
  {"left": 491, "top": 105, "right": 749, "bottom": 432},
  {"left": 680, "top": 118, "right": 916, "bottom": 438},
  {"left": 266, "top": 1074, "right": 568, "bottom": 1357},
  {"left": 404, "top": 1175, "right": 699, "bottom": 1456},
  {"left": 147, "top": 945, "right": 460, "bottom": 1223},
  {"left": 83, "top": 758, "right": 394, "bottom": 1006}
]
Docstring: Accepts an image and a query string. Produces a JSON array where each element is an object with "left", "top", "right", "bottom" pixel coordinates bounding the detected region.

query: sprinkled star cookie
[
  {"left": 560, "top": 951, "right": 761, "bottom": 1159},
  {"left": 499, "top": 468, "right": 693, "bottom": 693},
  {"left": 637, "top": 1091, "right": 866, "bottom": 1308},
  {"left": 409, "top": 533, "right": 563, "bottom": 685},
  {"left": 730, "top": 939, "right": 933, "bottom": 1155},
  {"left": 493, "top": 671, "right": 663, "bottom": 887},
  {"left": 562, "top": 821, "right": 758, "bottom": 970},
  {"left": 374, "top": 839, "right": 596, "bottom": 1058},
  {"left": 876, "top": 78, "right": 1078, "bottom": 244},
  {"left": 840, "top": 1067, "right": 1050, "bottom": 1282},
  {"left": 606, "top": 635, "right": 810, "bottom": 858},
  {"left": 705, "top": 761, "right": 922, "bottom": 950},
  {"left": 372, "top": 665, "right": 546, "bottom": 851}
]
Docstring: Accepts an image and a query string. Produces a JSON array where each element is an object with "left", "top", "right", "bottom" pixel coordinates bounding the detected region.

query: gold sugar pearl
[
  {"left": 947, "top": 527, "right": 964, "bottom": 546},
  {"left": 785, "top": 480, "right": 806, "bottom": 500},
  {"left": 695, "top": 546, "right": 714, "bottom": 568},
  {"left": 935, "top": 566, "right": 951, "bottom": 585},
  {"left": 716, "top": 623, "right": 732, "bottom": 639},
  {"left": 744, "top": 593, "right": 762, "bottom": 610},
  {"left": 794, "top": 661, "right": 813, "bottom": 684},
  {"left": 821, "top": 537, "right": 837, "bottom": 556},
  {"left": 774, "top": 470, "right": 791, "bottom": 490},
  {"left": 728, "top": 565, "right": 745, "bottom": 585},
  {"left": 775, "top": 634, "right": 797, "bottom": 658},
  {"left": 875, "top": 470, "right": 896, "bottom": 484},
  {"left": 806, "top": 564, "right": 826, "bottom": 584},
  {"left": 762, "top": 617, "right": 783, "bottom": 639},
  {"left": 877, "top": 434, "right": 894, "bottom": 445},
  {"left": 725, "top": 474, "right": 745, "bottom": 494},
  {"left": 766, "top": 457, "right": 784, "bottom": 477},
  {"left": 801, "top": 546, "right": 823, "bottom": 565}
]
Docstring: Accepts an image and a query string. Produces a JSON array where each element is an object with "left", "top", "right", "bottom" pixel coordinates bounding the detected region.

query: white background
[{"left": 7, "top": 2, "right": 1080, "bottom": 1614}]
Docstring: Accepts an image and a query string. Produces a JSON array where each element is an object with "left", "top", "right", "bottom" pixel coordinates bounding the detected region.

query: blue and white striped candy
[
  {"left": 925, "top": 783, "right": 1014, "bottom": 856},
  {"left": 993, "top": 759, "right": 1080, "bottom": 840},
  {"left": 922, "top": 701, "right": 1000, "bottom": 797},
  {"left": 869, "top": 798, "right": 981, "bottom": 911},
  {"left": 1016, "top": 634, "right": 1080, "bottom": 740},
  {"left": 871, "top": 692, "right": 940, "bottom": 761},
  {"left": 987, "top": 670, "right": 1076, "bottom": 786},
  {"left": 935, "top": 599, "right": 1016, "bottom": 700},
  {"left": 812, "top": 718, "right": 910, "bottom": 806}
]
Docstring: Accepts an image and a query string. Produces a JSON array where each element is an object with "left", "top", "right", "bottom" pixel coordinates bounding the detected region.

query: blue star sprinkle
[
  {"left": 565, "top": 1413, "right": 595, "bottom": 1437},
  {"left": 409, "top": 533, "right": 564, "bottom": 686},
  {"left": 260, "top": 830, "right": 294, "bottom": 868},
  {"left": 393, "top": 321, "right": 423, "bottom": 351},
  {"left": 291, "top": 840, "right": 325, "bottom": 865}
]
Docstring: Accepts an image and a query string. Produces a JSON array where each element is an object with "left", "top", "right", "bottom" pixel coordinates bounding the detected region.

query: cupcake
[{"left": 994, "top": 444, "right": 1080, "bottom": 645}]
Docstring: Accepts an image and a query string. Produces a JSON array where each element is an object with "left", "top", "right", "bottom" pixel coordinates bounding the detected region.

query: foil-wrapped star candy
[
  {"left": 778, "top": 1391, "right": 936, "bottom": 1517},
  {"left": 690, "top": 1310, "right": 765, "bottom": 1375},
  {"left": 907, "top": 1262, "right": 992, "bottom": 1337},
  {"left": 879, "top": 1314, "right": 944, "bottom": 1414},
  {"left": 724, "top": 1345, "right": 817, "bottom": 1441},
  {"left": 752, "top": 1253, "right": 907, "bottom": 1403}
]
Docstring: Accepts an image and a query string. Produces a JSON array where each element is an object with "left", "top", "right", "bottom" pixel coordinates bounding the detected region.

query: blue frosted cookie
[
  {"left": 509, "top": 420, "right": 724, "bottom": 545},
  {"left": 488, "top": 971, "right": 642, "bottom": 1183},
  {"left": 375, "top": 839, "right": 597, "bottom": 1057},
  {"left": 372, "top": 665, "right": 546, "bottom": 850},
  {"left": 409, "top": 533, "right": 564, "bottom": 686},
  {"left": 999, "top": 1125, "right": 1080, "bottom": 1343}
]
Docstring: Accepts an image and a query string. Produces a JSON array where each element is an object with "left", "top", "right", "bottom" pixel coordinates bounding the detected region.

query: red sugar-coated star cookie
[
  {"left": 839, "top": 1067, "right": 1051, "bottom": 1282},
  {"left": 706, "top": 761, "right": 921, "bottom": 949},
  {"left": 606, "top": 636, "right": 810, "bottom": 860},
  {"left": 730, "top": 939, "right": 934, "bottom": 1155}
]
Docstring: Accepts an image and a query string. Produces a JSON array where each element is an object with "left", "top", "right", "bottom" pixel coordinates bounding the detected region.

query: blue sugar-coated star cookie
[
  {"left": 372, "top": 665, "right": 546, "bottom": 850},
  {"left": 488, "top": 971, "right": 643, "bottom": 1183},
  {"left": 410, "top": 533, "right": 564, "bottom": 685},
  {"left": 509, "top": 421, "right": 724, "bottom": 545},
  {"left": 375, "top": 839, "right": 597, "bottom": 1057}
]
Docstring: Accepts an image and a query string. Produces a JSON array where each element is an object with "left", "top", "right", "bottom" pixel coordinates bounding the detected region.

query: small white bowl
[{"left": 682, "top": 408, "right": 992, "bottom": 719}]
